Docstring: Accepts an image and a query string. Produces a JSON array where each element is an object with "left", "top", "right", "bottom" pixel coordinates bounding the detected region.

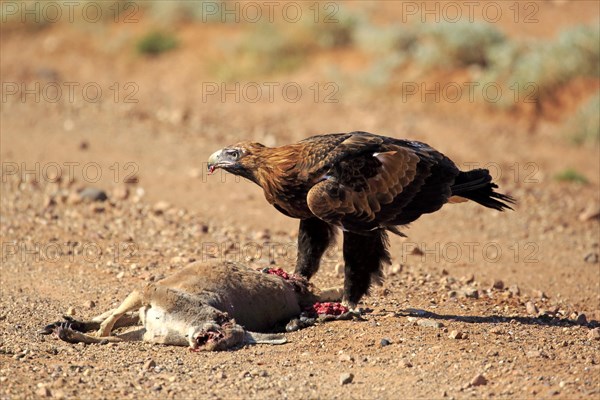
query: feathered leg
[
  {"left": 294, "top": 217, "right": 336, "bottom": 279},
  {"left": 342, "top": 229, "right": 391, "bottom": 309}
]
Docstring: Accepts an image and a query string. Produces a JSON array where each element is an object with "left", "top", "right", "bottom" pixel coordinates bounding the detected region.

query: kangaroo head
[{"left": 188, "top": 321, "right": 245, "bottom": 351}]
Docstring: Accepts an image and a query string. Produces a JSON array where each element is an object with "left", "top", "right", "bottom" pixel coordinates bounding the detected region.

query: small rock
[
  {"left": 417, "top": 319, "right": 444, "bottom": 329},
  {"left": 89, "top": 204, "right": 105, "bottom": 213},
  {"left": 492, "top": 280, "right": 504, "bottom": 290},
  {"left": 462, "top": 288, "right": 479, "bottom": 299},
  {"left": 43, "top": 195, "right": 56, "bottom": 209},
  {"left": 143, "top": 359, "right": 156, "bottom": 370},
  {"left": 400, "top": 360, "right": 413, "bottom": 368},
  {"left": 380, "top": 338, "right": 391, "bottom": 347},
  {"left": 52, "top": 378, "right": 66, "bottom": 388},
  {"left": 79, "top": 140, "right": 89, "bottom": 150},
  {"left": 389, "top": 263, "right": 402, "bottom": 275},
  {"left": 239, "top": 371, "right": 251, "bottom": 379},
  {"left": 508, "top": 284, "right": 520, "bottom": 296},
  {"left": 411, "top": 247, "right": 424, "bottom": 256},
  {"left": 153, "top": 201, "right": 170, "bottom": 215},
  {"left": 526, "top": 301, "right": 539, "bottom": 315},
  {"left": 116, "top": 271, "right": 125, "bottom": 279},
  {"left": 123, "top": 174, "right": 139, "bottom": 184},
  {"left": 36, "top": 386, "right": 51, "bottom": 397},
  {"left": 83, "top": 300, "right": 95, "bottom": 309},
  {"left": 79, "top": 187, "right": 108, "bottom": 202},
  {"left": 215, "top": 371, "right": 226, "bottom": 379},
  {"left": 449, "top": 330, "right": 464, "bottom": 340},
  {"left": 526, "top": 350, "right": 542, "bottom": 358},
  {"left": 338, "top": 354, "right": 354, "bottom": 362},
  {"left": 588, "top": 328, "right": 600, "bottom": 340},
  {"left": 576, "top": 313, "right": 587, "bottom": 325},
  {"left": 490, "top": 327, "right": 503, "bottom": 335},
  {"left": 470, "top": 374, "right": 488, "bottom": 387},
  {"left": 66, "top": 307, "right": 76, "bottom": 316},
  {"left": 578, "top": 205, "right": 600, "bottom": 221},
  {"left": 462, "top": 274, "right": 475, "bottom": 284},
  {"left": 339, "top": 372, "right": 354, "bottom": 385},
  {"left": 584, "top": 253, "right": 599, "bottom": 264},
  {"left": 66, "top": 192, "right": 82, "bottom": 205},
  {"left": 532, "top": 290, "right": 547, "bottom": 299},
  {"left": 112, "top": 186, "right": 129, "bottom": 201}
]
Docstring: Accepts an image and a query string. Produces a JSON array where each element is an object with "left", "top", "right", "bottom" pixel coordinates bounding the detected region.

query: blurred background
[{"left": 1, "top": 0, "right": 599, "bottom": 229}]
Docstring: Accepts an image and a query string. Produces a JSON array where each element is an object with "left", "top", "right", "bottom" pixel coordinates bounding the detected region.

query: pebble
[
  {"left": 143, "top": 359, "right": 156, "bottom": 370},
  {"left": 584, "top": 253, "right": 599, "bottom": 264},
  {"left": 417, "top": 319, "right": 444, "bottom": 329},
  {"left": 340, "top": 372, "right": 354, "bottom": 385},
  {"left": 79, "top": 187, "right": 108, "bottom": 202},
  {"left": 66, "top": 307, "right": 76, "bottom": 316},
  {"left": 449, "top": 330, "right": 465, "bottom": 340},
  {"left": 112, "top": 186, "right": 129, "bottom": 201},
  {"left": 526, "top": 350, "right": 542, "bottom": 358},
  {"left": 36, "top": 386, "right": 51, "bottom": 397},
  {"left": 578, "top": 205, "right": 599, "bottom": 221},
  {"left": 492, "top": 280, "right": 504, "bottom": 290},
  {"left": 380, "top": 338, "right": 391, "bottom": 347},
  {"left": 576, "top": 313, "right": 587, "bottom": 325},
  {"left": 153, "top": 201, "right": 170, "bottom": 214},
  {"left": 66, "top": 192, "right": 83, "bottom": 205},
  {"left": 83, "top": 300, "right": 95, "bottom": 309},
  {"left": 526, "top": 301, "right": 539, "bottom": 315},
  {"left": 462, "top": 288, "right": 479, "bottom": 299},
  {"left": 490, "top": 327, "right": 503, "bottom": 335},
  {"left": 532, "top": 290, "right": 547, "bottom": 299},
  {"left": 470, "top": 374, "right": 488, "bottom": 387},
  {"left": 400, "top": 360, "right": 413, "bottom": 368},
  {"left": 116, "top": 271, "right": 125, "bottom": 279},
  {"left": 338, "top": 354, "right": 354, "bottom": 362},
  {"left": 52, "top": 378, "right": 66, "bottom": 388},
  {"left": 389, "top": 263, "right": 402, "bottom": 275},
  {"left": 508, "top": 284, "right": 520, "bottom": 296},
  {"left": 588, "top": 328, "right": 600, "bottom": 340}
]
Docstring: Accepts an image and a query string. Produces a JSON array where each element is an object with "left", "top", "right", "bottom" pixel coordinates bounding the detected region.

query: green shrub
[
  {"left": 484, "top": 23, "right": 599, "bottom": 105},
  {"left": 566, "top": 92, "right": 600, "bottom": 145},
  {"left": 555, "top": 168, "right": 589, "bottom": 184},
  {"left": 136, "top": 31, "right": 178, "bottom": 55},
  {"left": 412, "top": 21, "right": 506, "bottom": 70}
]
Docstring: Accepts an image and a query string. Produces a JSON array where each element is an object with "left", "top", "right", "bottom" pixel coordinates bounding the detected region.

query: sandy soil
[{"left": 1, "top": 1, "right": 599, "bottom": 399}]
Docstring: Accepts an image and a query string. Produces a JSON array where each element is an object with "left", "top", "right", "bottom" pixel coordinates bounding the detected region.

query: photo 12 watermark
[
  {"left": 400, "top": 81, "right": 538, "bottom": 105},
  {"left": 1, "top": 82, "right": 139, "bottom": 104},
  {"left": 1, "top": 161, "right": 139, "bottom": 184},
  {"left": 1, "top": 1, "right": 140, "bottom": 24},
  {"left": 201, "top": 82, "right": 339, "bottom": 104},
  {"left": 399, "top": 1, "right": 539, "bottom": 24},
  {"left": 1, "top": 240, "right": 139, "bottom": 265}
]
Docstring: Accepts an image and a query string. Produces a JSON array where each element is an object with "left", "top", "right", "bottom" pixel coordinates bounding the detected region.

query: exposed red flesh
[{"left": 309, "top": 302, "right": 349, "bottom": 316}]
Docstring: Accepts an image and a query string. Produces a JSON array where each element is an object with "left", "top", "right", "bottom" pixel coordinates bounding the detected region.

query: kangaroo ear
[{"left": 244, "top": 331, "right": 287, "bottom": 345}]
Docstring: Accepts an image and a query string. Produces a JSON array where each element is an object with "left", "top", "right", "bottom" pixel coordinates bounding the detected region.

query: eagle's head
[{"left": 207, "top": 142, "right": 266, "bottom": 182}]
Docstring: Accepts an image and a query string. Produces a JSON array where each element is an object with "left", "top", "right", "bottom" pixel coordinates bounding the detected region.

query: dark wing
[{"left": 303, "top": 132, "right": 459, "bottom": 232}]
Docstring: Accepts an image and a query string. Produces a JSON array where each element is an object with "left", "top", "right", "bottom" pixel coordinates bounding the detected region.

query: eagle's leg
[
  {"left": 342, "top": 229, "right": 391, "bottom": 310},
  {"left": 294, "top": 218, "right": 336, "bottom": 279}
]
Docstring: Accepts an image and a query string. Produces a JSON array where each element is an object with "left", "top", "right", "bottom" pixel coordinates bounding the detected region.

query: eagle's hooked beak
[{"left": 207, "top": 149, "right": 222, "bottom": 175}]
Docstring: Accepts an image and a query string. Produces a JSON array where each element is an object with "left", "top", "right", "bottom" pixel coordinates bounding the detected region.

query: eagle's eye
[{"left": 226, "top": 149, "right": 240, "bottom": 161}]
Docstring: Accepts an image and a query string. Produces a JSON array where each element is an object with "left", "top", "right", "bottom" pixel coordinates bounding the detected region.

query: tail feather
[{"left": 451, "top": 169, "right": 515, "bottom": 211}]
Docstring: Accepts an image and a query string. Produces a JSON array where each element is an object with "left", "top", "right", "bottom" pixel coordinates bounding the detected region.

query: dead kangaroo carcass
[{"left": 42, "top": 261, "right": 344, "bottom": 351}]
